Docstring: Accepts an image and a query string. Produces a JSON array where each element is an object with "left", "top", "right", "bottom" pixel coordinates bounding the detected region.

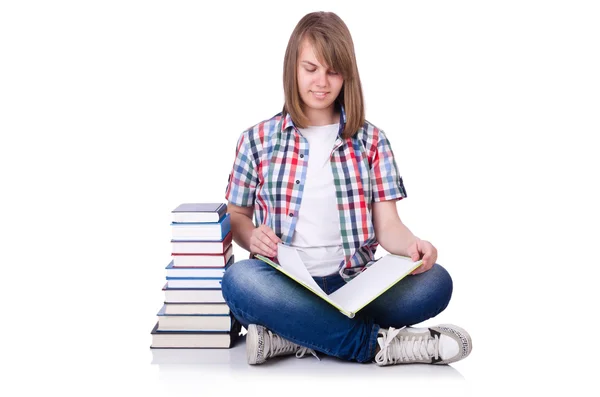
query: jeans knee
[{"left": 430, "top": 263, "right": 453, "bottom": 310}]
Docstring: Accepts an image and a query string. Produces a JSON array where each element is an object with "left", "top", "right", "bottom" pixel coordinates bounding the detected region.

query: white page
[
  {"left": 328, "top": 254, "right": 420, "bottom": 313},
  {"left": 276, "top": 244, "right": 327, "bottom": 295}
]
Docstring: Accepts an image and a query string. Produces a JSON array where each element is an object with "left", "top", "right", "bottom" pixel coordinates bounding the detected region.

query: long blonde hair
[{"left": 282, "top": 12, "right": 365, "bottom": 139}]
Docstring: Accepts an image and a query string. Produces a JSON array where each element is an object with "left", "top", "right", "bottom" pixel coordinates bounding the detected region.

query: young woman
[{"left": 222, "top": 11, "right": 472, "bottom": 366}]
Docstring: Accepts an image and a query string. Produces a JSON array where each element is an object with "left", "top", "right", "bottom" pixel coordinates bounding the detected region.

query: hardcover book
[
  {"left": 162, "top": 284, "right": 225, "bottom": 303},
  {"left": 165, "top": 259, "right": 230, "bottom": 278},
  {"left": 156, "top": 305, "right": 233, "bottom": 331},
  {"left": 171, "top": 213, "right": 231, "bottom": 241},
  {"left": 150, "top": 318, "right": 241, "bottom": 349},
  {"left": 172, "top": 244, "right": 233, "bottom": 268},
  {"left": 163, "top": 302, "right": 230, "bottom": 315},
  {"left": 255, "top": 243, "right": 423, "bottom": 318},
  {"left": 171, "top": 231, "right": 233, "bottom": 255},
  {"left": 171, "top": 203, "right": 227, "bottom": 223}
]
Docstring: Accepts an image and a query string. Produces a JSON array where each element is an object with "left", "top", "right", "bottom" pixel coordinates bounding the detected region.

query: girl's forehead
[{"left": 298, "top": 39, "right": 329, "bottom": 68}]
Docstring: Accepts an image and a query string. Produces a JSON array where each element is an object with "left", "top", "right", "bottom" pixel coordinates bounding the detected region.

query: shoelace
[
  {"left": 375, "top": 326, "right": 440, "bottom": 365},
  {"left": 266, "top": 330, "right": 320, "bottom": 361},
  {"left": 296, "top": 347, "right": 320, "bottom": 361}
]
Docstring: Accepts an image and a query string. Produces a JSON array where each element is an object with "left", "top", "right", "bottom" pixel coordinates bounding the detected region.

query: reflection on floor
[{"left": 151, "top": 334, "right": 467, "bottom": 382}]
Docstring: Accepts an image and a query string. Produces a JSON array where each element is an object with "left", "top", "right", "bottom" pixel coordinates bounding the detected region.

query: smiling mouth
[{"left": 311, "top": 91, "right": 329, "bottom": 98}]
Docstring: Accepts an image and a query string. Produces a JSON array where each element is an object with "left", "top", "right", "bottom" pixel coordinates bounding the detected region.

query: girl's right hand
[{"left": 250, "top": 225, "right": 282, "bottom": 258}]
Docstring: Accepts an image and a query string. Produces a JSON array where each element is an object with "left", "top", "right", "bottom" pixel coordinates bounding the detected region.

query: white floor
[{"left": 150, "top": 333, "right": 472, "bottom": 397}]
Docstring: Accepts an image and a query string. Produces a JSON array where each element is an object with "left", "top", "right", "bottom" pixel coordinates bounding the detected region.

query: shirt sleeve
[
  {"left": 224, "top": 132, "right": 258, "bottom": 207},
  {"left": 370, "top": 130, "right": 407, "bottom": 202}
]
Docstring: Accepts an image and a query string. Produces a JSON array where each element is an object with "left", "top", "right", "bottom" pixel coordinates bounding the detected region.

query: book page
[
  {"left": 328, "top": 254, "right": 422, "bottom": 314},
  {"left": 276, "top": 244, "right": 327, "bottom": 295}
]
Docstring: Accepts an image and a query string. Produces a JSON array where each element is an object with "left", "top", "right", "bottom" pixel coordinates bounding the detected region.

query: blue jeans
[{"left": 221, "top": 258, "right": 453, "bottom": 363}]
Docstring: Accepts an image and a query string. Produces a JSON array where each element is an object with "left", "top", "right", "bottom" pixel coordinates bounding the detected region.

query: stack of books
[{"left": 150, "top": 203, "right": 241, "bottom": 349}]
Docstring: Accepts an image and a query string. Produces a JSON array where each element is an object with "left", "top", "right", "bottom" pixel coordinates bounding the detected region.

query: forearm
[
  {"left": 229, "top": 211, "right": 256, "bottom": 253},
  {"left": 377, "top": 220, "right": 419, "bottom": 257}
]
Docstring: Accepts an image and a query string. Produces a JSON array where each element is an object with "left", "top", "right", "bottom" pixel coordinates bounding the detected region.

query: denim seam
[{"left": 362, "top": 323, "right": 380, "bottom": 363}]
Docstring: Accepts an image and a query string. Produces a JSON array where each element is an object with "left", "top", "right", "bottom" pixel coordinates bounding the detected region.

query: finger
[
  {"left": 251, "top": 232, "right": 276, "bottom": 257},
  {"left": 411, "top": 266, "right": 424, "bottom": 275},
  {"left": 422, "top": 250, "right": 432, "bottom": 268},
  {"left": 263, "top": 226, "right": 282, "bottom": 245},
  {"left": 259, "top": 230, "right": 279, "bottom": 252},
  {"left": 256, "top": 239, "right": 276, "bottom": 257},
  {"left": 409, "top": 239, "right": 421, "bottom": 262},
  {"left": 411, "top": 262, "right": 429, "bottom": 275}
]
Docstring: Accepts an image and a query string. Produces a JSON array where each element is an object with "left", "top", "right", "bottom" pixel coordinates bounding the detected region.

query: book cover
[
  {"left": 156, "top": 305, "right": 233, "bottom": 331},
  {"left": 171, "top": 244, "right": 233, "bottom": 268},
  {"left": 166, "top": 278, "right": 222, "bottom": 289},
  {"left": 151, "top": 345, "right": 237, "bottom": 364},
  {"left": 150, "top": 318, "right": 241, "bottom": 349},
  {"left": 162, "top": 283, "right": 225, "bottom": 303},
  {"left": 171, "top": 213, "right": 231, "bottom": 241},
  {"left": 163, "top": 302, "right": 230, "bottom": 315},
  {"left": 165, "top": 262, "right": 226, "bottom": 278},
  {"left": 255, "top": 243, "right": 423, "bottom": 318},
  {"left": 171, "top": 203, "right": 227, "bottom": 223},
  {"left": 171, "top": 231, "right": 232, "bottom": 254}
]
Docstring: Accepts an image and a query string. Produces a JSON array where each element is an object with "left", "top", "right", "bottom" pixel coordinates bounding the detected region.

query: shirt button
[
  {"left": 300, "top": 154, "right": 304, "bottom": 158},
  {"left": 295, "top": 180, "right": 300, "bottom": 184},
  {"left": 289, "top": 213, "right": 294, "bottom": 217}
]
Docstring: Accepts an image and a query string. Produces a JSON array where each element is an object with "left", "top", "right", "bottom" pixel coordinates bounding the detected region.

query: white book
[
  {"left": 165, "top": 262, "right": 226, "bottom": 278},
  {"left": 157, "top": 305, "right": 232, "bottom": 331},
  {"left": 171, "top": 214, "right": 230, "bottom": 241},
  {"left": 256, "top": 243, "right": 422, "bottom": 318},
  {"left": 166, "top": 278, "right": 222, "bottom": 289},
  {"left": 162, "top": 284, "right": 225, "bottom": 303},
  {"left": 163, "top": 303, "right": 230, "bottom": 315}
]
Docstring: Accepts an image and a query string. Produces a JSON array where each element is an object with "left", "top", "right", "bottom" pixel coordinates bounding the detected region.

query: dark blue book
[
  {"left": 150, "top": 317, "right": 242, "bottom": 348},
  {"left": 171, "top": 213, "right": 231, "bottom": 241},
  {"left": 171, "top": 203, "right": 227, "bottom": 223}
]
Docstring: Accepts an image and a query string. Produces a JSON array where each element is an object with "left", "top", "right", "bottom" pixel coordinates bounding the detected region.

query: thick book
[
  {"left": 151, "top": 345, "right": 237, "bottom": 364},
  {"left": 171, "top": 231, "right": 232, "bottom": 254},
  {"left": 171, "top": 213, "right": 231, "bottom": 241},
  {"left": 165, "top": 254, "right": 234, "bottom": 287},
  {"left": 255, "top": 243, "right": 423, "bottom": 318},
  {"left": 150, "top": 318, "right": 241, "bottom": 349},
  {"left": 167, "top": 277, "right": 222, "bottom": 289},
  {"left": 165, "top": 261, "right": 228, "bottom": 278},
  {"left": 162, "top": 283, "right": 225, "bottom": 303},
  {"left": 163, "top": 302, "right": 230, "bottom": 315},
  {"left": 171, "top": 203, "right": 227, "bottom": 223},
  {"left": 156, "top": 305, "right": 233, "bottom": 331},
  {"left": 172, "top": 244, "right": 233, "bottom": 268}
]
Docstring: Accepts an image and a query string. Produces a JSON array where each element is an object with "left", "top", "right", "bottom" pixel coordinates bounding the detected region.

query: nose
[{"left": 315, "top": 70, "right": 328, "bottom": 88}]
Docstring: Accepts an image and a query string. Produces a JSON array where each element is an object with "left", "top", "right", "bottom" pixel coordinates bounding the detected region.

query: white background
[{"left": 1, "top": 1, "right": 599, "bottom": 396}]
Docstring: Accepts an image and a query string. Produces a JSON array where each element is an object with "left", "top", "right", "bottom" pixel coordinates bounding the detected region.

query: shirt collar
[{"left": 282, "top": 104, "right": 347, "bottom": 133}]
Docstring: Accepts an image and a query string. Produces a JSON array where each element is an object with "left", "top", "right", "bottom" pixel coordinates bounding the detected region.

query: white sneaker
[
  {"left": 375, "top": 324, "right": 472, "bottom": 366},
  {"left": 246, "top": 324, "right": 319, "bottom": 365}
]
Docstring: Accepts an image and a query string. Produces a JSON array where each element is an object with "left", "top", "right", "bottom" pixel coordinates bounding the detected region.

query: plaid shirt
[{"left": 225, "top": 107, "right": 407, "bottom": 280}]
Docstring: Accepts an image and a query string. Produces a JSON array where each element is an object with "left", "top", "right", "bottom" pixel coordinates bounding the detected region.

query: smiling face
[{"left": 296, "top": 38, "right": 344, "bottom": 125}]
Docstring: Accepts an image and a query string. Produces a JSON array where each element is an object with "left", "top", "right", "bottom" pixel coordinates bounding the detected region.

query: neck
[{"left": 303, "top": 105, "right": 339, "bottom": 126}]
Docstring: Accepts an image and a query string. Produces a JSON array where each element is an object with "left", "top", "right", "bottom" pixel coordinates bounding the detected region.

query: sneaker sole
[
  {"left": 433, "top": 324, "right": 472, "bottom": 364},
  {"left": 246, "top": 324, "right": 261, "bottom": 365}
]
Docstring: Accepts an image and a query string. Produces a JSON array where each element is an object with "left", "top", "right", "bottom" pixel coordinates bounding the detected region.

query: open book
[{"left": 255, "top": 243, "right": 423, "bottom": 318}]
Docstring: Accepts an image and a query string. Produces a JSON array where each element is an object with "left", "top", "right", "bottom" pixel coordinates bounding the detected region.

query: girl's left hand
[{"left": 407, "top": 238, "right": 438, "bottom": 275}]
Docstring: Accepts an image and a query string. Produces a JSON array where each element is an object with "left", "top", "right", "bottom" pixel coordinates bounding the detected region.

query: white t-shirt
[{"left": 291, "top": 123, "right": 345, "bottom": 277}]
